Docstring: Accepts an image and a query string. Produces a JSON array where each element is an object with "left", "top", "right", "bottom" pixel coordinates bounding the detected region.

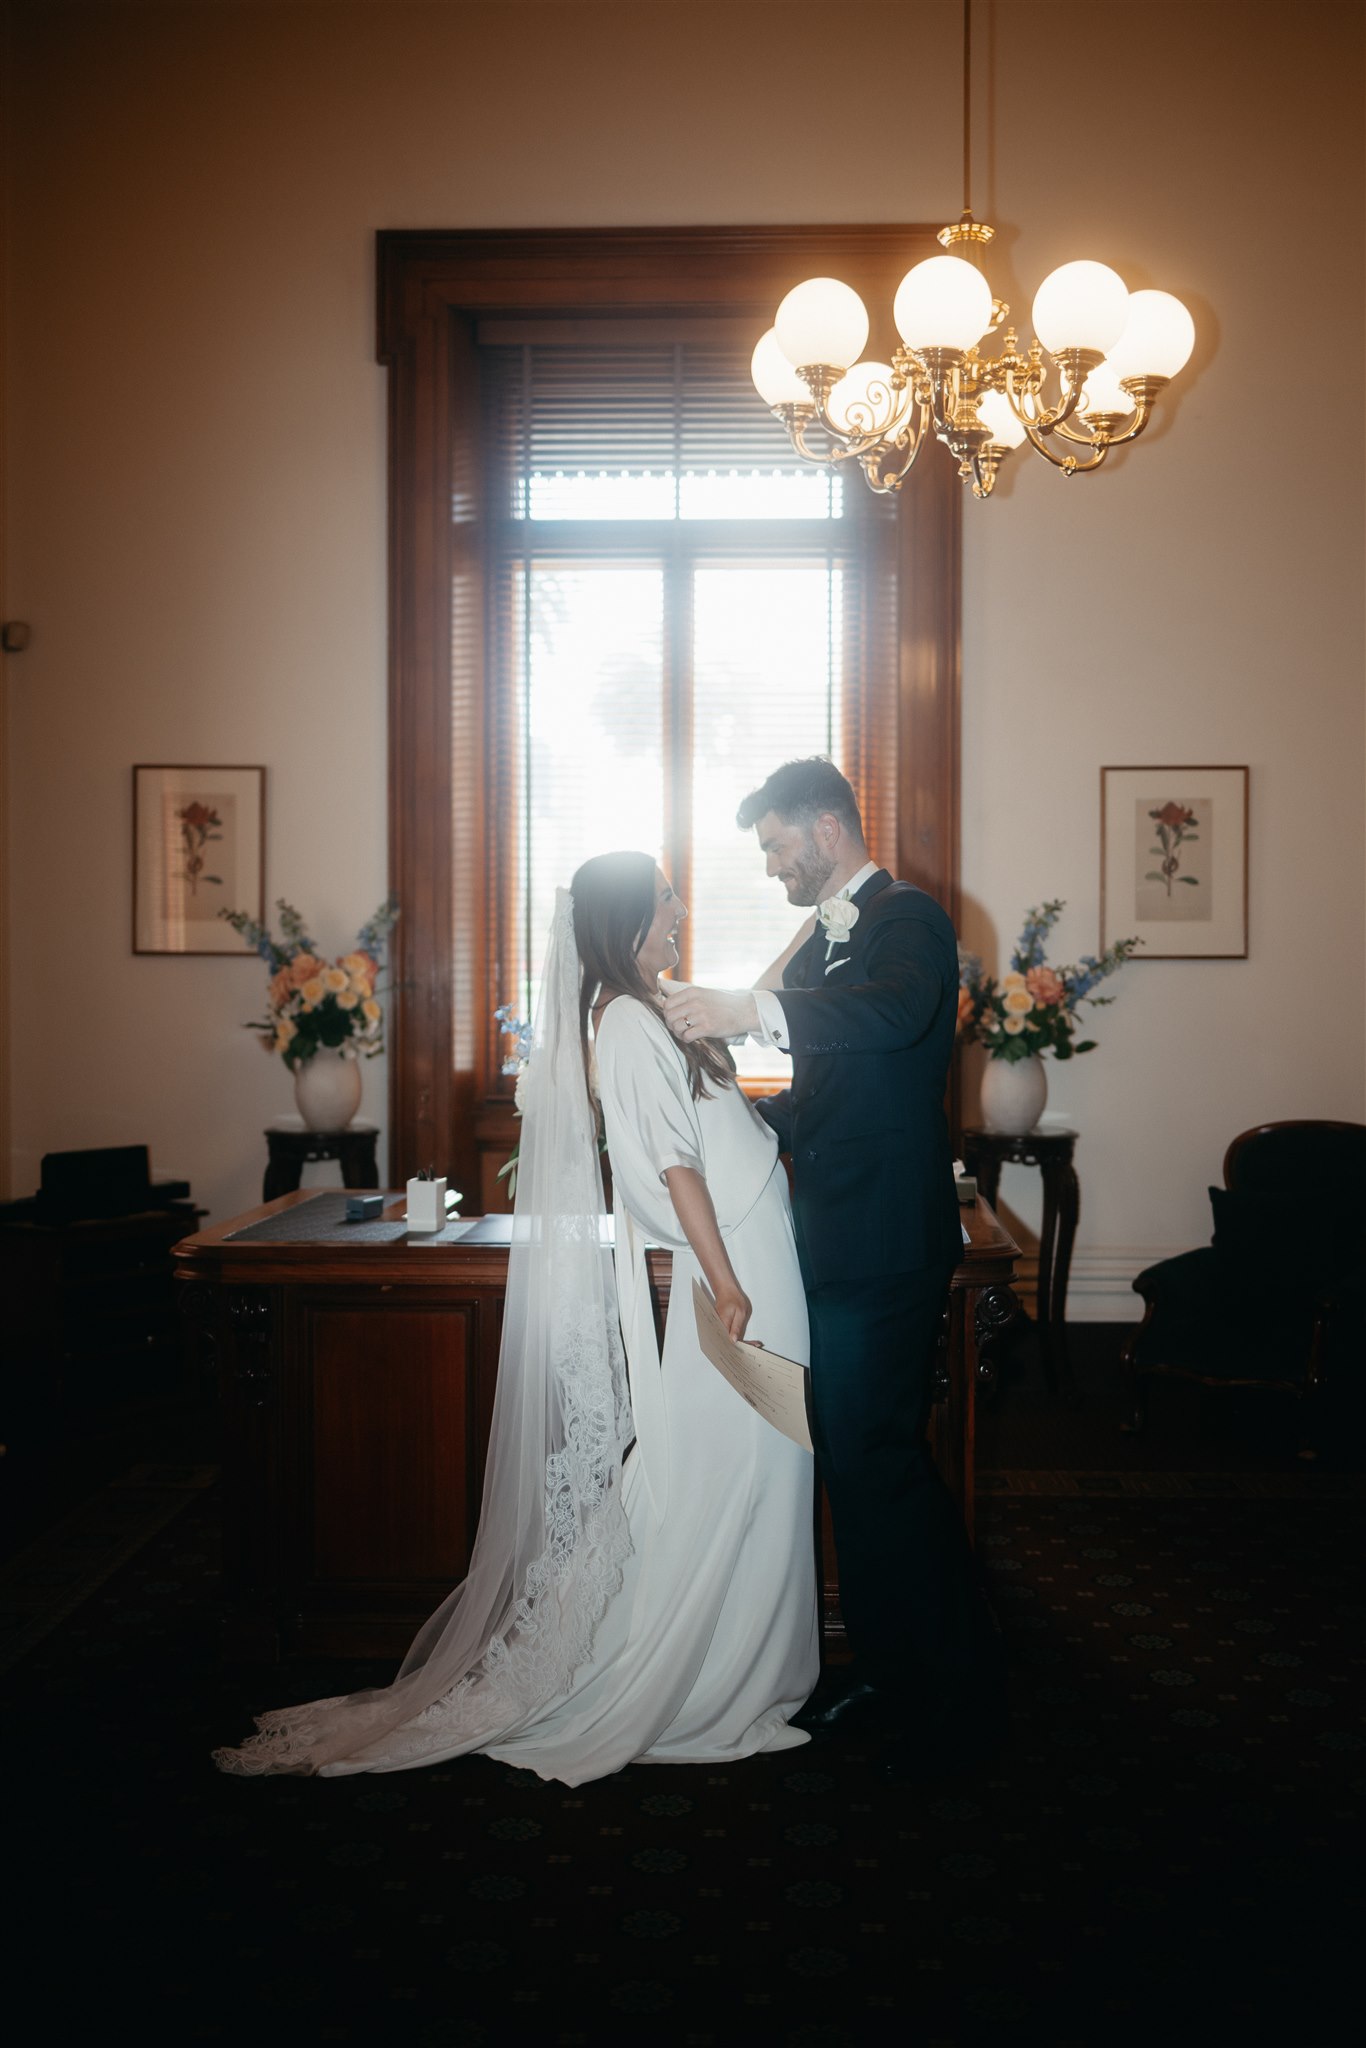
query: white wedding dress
[
  {"left": 215, "top": 980, "right": 817, "bottom": 1787},
  {"left": 476, "top": 998, "right": 818, "bottom": 1781}
]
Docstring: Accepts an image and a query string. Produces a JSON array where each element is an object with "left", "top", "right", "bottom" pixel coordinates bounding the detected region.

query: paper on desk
[{"left": 692, "top": 1280, "right": 813, "bottom": 1454}]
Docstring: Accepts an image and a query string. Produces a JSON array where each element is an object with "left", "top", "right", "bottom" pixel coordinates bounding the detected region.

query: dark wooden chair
[{"left": 1121, "top": 1120, "right": 1366, "bottom": 1456}]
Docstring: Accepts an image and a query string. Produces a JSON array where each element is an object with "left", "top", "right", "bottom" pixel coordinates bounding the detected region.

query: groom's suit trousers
[{"left": 805, "top": 1260, "right": 1006, "bottom": 1728}]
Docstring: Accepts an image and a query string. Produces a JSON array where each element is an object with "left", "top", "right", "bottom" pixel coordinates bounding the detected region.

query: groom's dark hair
[{"left": 736, "top": 757, "right": 865, "bottom": 842}]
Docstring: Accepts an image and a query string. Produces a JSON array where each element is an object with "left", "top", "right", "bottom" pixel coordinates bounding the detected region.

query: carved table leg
[
  {"left": 263, "top": 1147, "right": 302, "bottom": 1203},
  {"left": 1039, "top": 1153, "right": 1080, "bottom": 1397},
  {"left": 339, "top": 1134, "right": 381, "bottom": 1189}
]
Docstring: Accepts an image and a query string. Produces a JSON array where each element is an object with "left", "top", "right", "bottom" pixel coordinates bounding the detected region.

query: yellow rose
[
  {"left": 1002, "top": 971, "right": 1027, "bottom": 990},
  {"left": 1003, "top": 988, "right": 1034, "bottom": 1015},
  {"left": 362, "top": 998, "right": 382, "bottom": 1025},
  {"left": 1003, "top": 1014, "right": 1027, "bottom": 1035},
  {"left": 340, "top": 953, "right": 371, "bottom": 979},
  {"left": 274, "top": 1018, "right": 297, "bottom": 1053},
  {"left": 301, "top": 976, "right": 326, "bottom": 1008},
  {"left": 337, "top": 990, "right": 360, "bottom": 1010},
  {"left": 323, "top": 966, "right": 349, "bottom": 994}
]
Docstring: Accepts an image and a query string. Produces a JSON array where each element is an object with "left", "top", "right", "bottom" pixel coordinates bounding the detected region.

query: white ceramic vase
[
  {"left": 293, "top": 1046, "right": 363, "bottom": 1132},
  {"left": 980, "top": 1052, "right": 1047, "bottom": 1137}
]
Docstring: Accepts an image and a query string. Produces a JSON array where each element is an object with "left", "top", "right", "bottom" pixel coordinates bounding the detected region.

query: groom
[{"left": 663, "top": 757, "right": 1005, "bottom": 1774}]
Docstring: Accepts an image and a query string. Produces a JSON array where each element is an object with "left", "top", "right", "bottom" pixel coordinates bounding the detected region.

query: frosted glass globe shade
[
  {"left": 1080, "top": 365, "right": 1136, "bottom": 418},
  {"left": 751, "top": 328, "right": 811, "bottom": 407},
  {"left": 1104, "top": 290, "right": 1196, "bottom": 380},
  {"left": 893, "top": 256, "right": 993, "bottom": 351},
  {"left": 827, "top": 361, "right": 908, "bottom": 438},
  {"left": 774, "top": 278, "right": 869, "bottom": 372},
  {"left": 1031, "top": 260, "right": 1130, "bottom": 356},
  {"left": 976, "top": 389, "right": 1028, "bottom": 449}
]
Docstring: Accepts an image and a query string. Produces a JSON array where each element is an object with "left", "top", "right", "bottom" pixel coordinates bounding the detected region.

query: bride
[{"left": 214, "top": 850, "right": 819, "bottom": 1785}]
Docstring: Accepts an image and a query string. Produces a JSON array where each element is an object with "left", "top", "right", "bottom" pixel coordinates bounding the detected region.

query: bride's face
[{"left": 635, "top": 867, "right": 687, "bottom": 982}]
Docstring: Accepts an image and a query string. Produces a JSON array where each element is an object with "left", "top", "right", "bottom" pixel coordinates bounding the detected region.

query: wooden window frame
[{"left": 377, "top": 228, "right": 962, "bottom": 1205}]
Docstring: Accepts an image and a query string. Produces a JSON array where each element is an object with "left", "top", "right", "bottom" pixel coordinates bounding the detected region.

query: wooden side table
[
  {"left": 263, "top": 1118, "right": 380, "bottom": 1202},
  {"left": 960, "top": 1126, "right": 1079, "bottom": 1392}
]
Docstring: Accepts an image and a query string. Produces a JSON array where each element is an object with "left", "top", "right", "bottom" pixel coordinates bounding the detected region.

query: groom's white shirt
[{"left": 752, "top": 860, "right": 880, "bottom": 1051}]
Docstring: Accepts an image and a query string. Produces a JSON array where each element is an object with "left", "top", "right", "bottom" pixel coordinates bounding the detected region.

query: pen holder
[{"left": 406, "top": 1175, "right": 448, "bottom": 1233}]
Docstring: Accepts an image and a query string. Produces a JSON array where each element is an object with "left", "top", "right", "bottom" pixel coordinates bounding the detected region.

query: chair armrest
[{"left": 1132, "top": 1245, "right": 1217, "bottom": 1307}]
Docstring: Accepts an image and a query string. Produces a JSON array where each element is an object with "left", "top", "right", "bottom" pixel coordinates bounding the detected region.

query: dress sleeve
[{"left": 595, "top": 1000, "right": 705, "bottom": 1246}]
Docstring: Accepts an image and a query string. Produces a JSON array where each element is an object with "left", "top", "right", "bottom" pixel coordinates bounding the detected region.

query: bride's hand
[{"left": 713, "top": 1282, "right": 752, "bottom": 1342}]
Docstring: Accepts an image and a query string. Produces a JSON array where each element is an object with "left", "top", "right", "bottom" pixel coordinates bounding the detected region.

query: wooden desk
[{"left": 175, "top": 1193, "right": 1018, "bottom": 1659}]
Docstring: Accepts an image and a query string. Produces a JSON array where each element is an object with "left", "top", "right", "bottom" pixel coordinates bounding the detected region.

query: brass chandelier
[{"left": 751, "top": 0, "right": 1195, "bottom": 500}]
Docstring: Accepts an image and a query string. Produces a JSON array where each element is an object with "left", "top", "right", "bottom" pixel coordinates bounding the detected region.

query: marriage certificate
[{"left": 692, "top": 1280, "right": 813, "bottom": 1454}]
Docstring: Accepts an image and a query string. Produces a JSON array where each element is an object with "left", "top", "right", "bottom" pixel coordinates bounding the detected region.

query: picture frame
[
  {"left": 1100, "top": 765, "right": 1248, "bottom": 960},
  {"left": 133, "top": 764, "right": 266, "bottom": 955}
]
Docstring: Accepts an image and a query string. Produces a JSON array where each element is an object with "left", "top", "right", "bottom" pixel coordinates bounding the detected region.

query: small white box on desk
[{"left": 406, "top": 1175, "right": 448, "bottom": 1232}]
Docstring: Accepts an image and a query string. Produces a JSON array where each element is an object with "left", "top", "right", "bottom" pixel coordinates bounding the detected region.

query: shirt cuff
[{"left": 752, "top": 988, "right": 790, "bottom": 1051}]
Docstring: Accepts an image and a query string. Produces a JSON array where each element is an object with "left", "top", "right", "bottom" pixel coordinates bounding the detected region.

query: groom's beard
[{"left": 781, "top": 837, "right": 838, "bottom": 908}]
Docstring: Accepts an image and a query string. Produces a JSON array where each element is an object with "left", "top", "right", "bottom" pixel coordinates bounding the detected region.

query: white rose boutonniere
[{"left": 817, "top": 895, "right": 860, "bottom": 960}]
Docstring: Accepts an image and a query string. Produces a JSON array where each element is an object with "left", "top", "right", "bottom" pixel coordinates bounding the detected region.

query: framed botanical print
[
  {"left": 133, "top": 764, "right": 266, "bottom": 955},
  {"left": 1100, "top": 765, "right": 1248, "bottom": 959}
]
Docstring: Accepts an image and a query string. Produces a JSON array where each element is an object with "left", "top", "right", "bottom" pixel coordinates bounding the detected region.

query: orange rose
[
  {"left": 289, "top": 952, "right": 321, "bottom": 987},
  {"left": 1025, "top": 966, "right": 1065, "bottom": 1007},
  {"left": 268, "top": 967, "right": 293, "bottom": 1007}
]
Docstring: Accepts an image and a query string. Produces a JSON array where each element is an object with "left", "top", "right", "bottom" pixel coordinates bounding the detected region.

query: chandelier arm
[
  {"left": 1051, "top": 416, "right": 1111, "bottom": 452},
  {"left": 793, "top": 367, "right": 918, "bottom": 460},
  {"left": 1016, "top": 420, "right": 1111, "bottom": 475},
  {"left": 771, "top": 406, "right": 838, "bottom": 467},
  {"left": 857, "top": 396, "right": 934, "bottom": 493},
  {"left": 1052, "top": 385, "right": 1155, "bottom": 453},
  {"left": 789, "top": 418, "right": 847, "bottom": 465},
  {"left": 1088, "top": 395, "right": 1156, "bottom": 451},
  {"left": 1003, "top": 347, "right": 1104, "bottom": 437}
]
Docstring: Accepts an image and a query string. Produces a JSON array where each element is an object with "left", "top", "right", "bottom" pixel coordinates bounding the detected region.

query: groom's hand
[{"left": 662, "top": 982, "right": 760, "bottom": 1044}]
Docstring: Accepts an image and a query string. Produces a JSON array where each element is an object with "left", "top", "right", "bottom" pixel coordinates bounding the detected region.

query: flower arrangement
[
  {"left": 220, "top": 898, "right": 399, "bottom": 1068},
  {"left": 958, "top": 901, "right": 1140, "bottom": 1063},
  {"left": 493, "top": 1006, "right": 535, "bottom": 1199}
]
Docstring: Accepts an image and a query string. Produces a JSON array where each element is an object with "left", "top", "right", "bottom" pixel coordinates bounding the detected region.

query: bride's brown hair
[{"left": 571, "top": 851, "right": 735, "bottom": 1104}]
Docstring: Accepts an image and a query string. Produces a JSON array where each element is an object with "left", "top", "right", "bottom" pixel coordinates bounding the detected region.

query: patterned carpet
[{"left": 7, "top": 1478, "right": 1362, "bottom": 2043}]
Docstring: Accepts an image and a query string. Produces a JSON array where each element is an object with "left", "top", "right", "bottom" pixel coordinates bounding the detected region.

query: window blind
[{"left": 478, "top": 336, "right": 897, "bottom": 1081}]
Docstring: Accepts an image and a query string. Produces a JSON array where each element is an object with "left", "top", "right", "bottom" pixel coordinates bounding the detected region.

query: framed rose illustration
[
  {"left": 133, "top": 764, "right": 266, "bottom": 955},
  {"left": 1100, "top": 766, "right": 1248, "bottom": 960}
]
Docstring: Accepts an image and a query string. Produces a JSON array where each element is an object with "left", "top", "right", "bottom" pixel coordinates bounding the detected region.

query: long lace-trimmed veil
[{"left": 214, "top": 889, "right": 634, "bottom": 1776}]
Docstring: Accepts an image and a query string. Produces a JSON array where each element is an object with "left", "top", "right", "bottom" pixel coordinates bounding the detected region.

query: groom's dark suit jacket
[{"left": 757, "top": 868, "right": 962, "bottom": 1290}]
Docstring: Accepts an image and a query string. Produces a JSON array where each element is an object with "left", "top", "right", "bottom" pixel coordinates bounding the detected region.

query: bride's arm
[
  {"left": 754, "top": 913, "right": 817, "bottom": 990},
  {"left": 663, "top": 1165, "right": 752, "bottom": 1340}
]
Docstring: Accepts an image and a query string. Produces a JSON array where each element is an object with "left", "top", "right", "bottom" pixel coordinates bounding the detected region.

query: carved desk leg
[
  {"left": 974, "top": 1282, "right": 1022, "bottom": 1415},
  {"left": 220, "top": 1287, "right": 282, "bottom": 1659},
  {"left": 955, "top": 1281, "right": 1020, "bottom": 1548}
]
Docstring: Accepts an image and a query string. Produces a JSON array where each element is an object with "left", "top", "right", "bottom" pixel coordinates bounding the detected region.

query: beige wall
[{"left": 4, "top": 1, "right": 1363, "bottom": 1305}]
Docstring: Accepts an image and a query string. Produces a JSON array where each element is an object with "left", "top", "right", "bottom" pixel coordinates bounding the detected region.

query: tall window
[
  {"left": 482, "top": 337, "right": 896, "bottom": 1080},
  {"left": 379, "top": 227, "right": 960, "bottom": 1200}
]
